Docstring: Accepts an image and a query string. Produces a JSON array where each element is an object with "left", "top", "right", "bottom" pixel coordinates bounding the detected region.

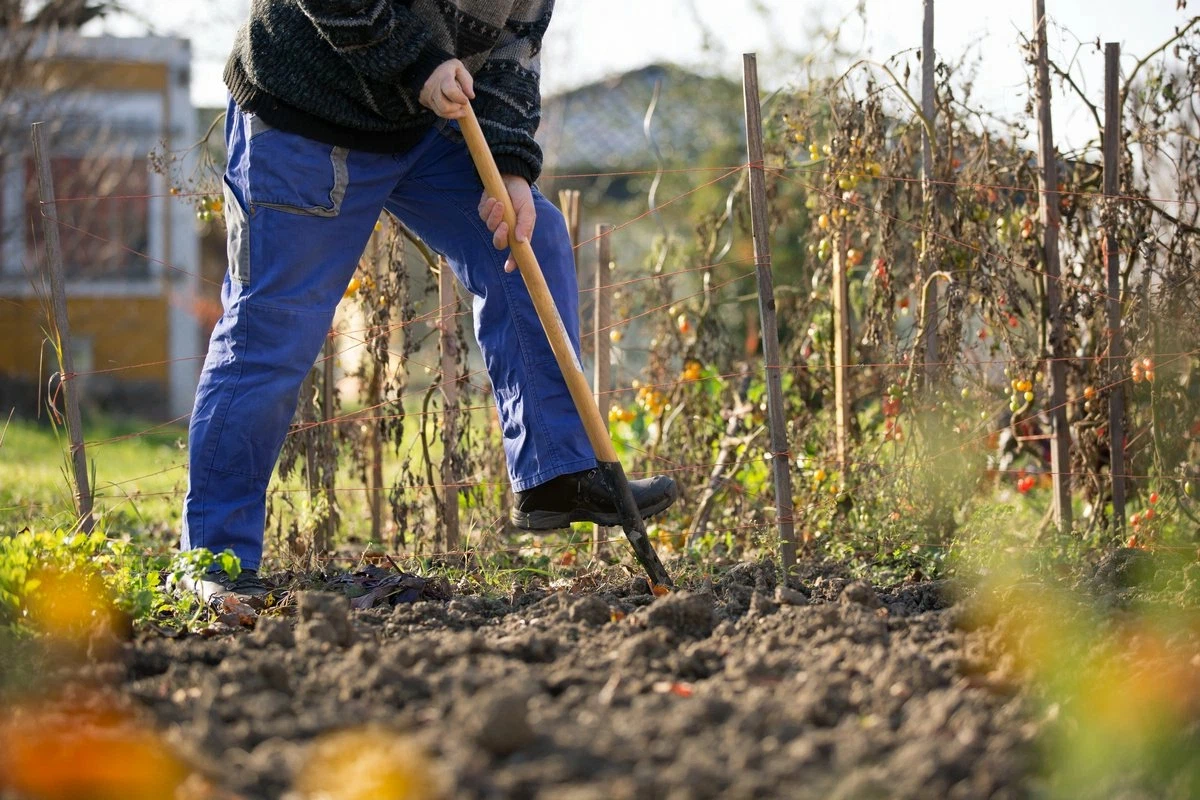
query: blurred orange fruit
[
  {"left": 293, "top": 727, "right": 441, "bottom": 800},
  {"left": 1, "top": 708, "right": 189, "bottom": 800}
]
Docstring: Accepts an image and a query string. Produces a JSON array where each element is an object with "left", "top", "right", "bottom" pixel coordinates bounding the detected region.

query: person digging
[{"left": 177, "top": 1, "right": 679, "bottom": 607}]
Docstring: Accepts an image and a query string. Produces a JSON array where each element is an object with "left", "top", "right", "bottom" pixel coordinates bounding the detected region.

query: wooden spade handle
[{"left": 458, "top": 105, "right": 619, "bottom": 463}]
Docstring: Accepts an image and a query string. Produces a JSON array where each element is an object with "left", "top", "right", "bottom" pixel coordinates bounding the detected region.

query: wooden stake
[
  {"left": 31, "top": 122, "right": 94, "bottom": 533},
  {"left": 366, "top": 221, "right": 385, "bottom": 544},
  {"left": 560, "top": 189, "right": 585, "bottom": 360},
  {"left": 920, "top": 0, "right": 940, "bottom": 383},
  {"left": 593, "top": 223, "right": 614, "bottom": 560},
  {"left": 1032, "top": 0, "right": 1073, "bottom": 532},
  {"left": 832, "top": 232, "right": 851, "bottom": 473},
  {"left": 439, "top": 258, "right": 461, "bottom": 553},
  {"left": 299, "top": 366, "right": 320, "bottom": 562},
  {"left": 319, "top": 336, "right": 337, "bottom": 553},
  {"left": 743, "top": 54, "right": 798, "bottom": 569},
  {"left": 1103, "top": 42, "right": 1127, "bottom": 531},
  {"left": 558, "top": 189, "right": 581, "bottom": 252}
]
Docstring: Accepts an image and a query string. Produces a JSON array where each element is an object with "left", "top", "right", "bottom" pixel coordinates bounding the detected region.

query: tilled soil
[{"left": 14, "top": 562, "right": 1043, "bottom": 799}]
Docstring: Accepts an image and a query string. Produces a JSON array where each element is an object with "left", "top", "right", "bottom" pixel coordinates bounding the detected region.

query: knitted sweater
[{"left": 224, "top": 0, "right": 554, "bottom": 182}]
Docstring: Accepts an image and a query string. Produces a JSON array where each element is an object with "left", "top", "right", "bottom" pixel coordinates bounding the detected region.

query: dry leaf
[{"left": 220, "top": 596, "right": 258, "bottom": 626}]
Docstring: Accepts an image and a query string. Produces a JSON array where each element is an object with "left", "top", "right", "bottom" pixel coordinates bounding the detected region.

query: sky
[{"left": 95, "top": 0, "right": 1193, "bottom": 150}]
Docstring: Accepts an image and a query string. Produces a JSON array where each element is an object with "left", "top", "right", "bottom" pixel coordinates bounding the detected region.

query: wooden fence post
[
  {"left": 593, "top": 223, "right": 614, "bottom": 559},
  {"left": 1103, "top": 42, "right": 1127, "bottom": 531},
  {"left": 319, "top": 337, "right": 337, "bottom": 553},
  {"left": 919, "top": 0, "right": 940, "bottom": 383},
  {"left": 439, "top": 258, "right": 461, "bottom": 553},
  {"left": 559, "top": 189, "right": 581, "bottom": 251},
  {"left": 366, "top": 220, "right": 386, "bottom": 544},
  {"left": 1032, "top": 0, "right": 1073, "bottom": 532},
  {"left": 298, "top": 368, "right": 320, "bottom": 561},
  {"left": 31, "top": 122, "right": 94, "bottom": 534},
  {"left": 743, "top": 54, "right": 798, "bottom": 569},
  {"left": 832, "top": 231, "right": 851, "bottom": 473},
  {"left": 560, "top": 190, "right": 585, "bottom": 359}
]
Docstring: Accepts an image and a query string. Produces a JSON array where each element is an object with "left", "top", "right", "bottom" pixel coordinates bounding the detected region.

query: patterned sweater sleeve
[
  {"left": 472, "top": 0, "right": 555, "bottom": 183},
  {"left": 294, "top": 0, "right": 451, "bottom": 92}
]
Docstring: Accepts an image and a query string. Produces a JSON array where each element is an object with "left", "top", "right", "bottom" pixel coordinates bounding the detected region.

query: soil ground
[{"left": 4, "top": 560, "right": 1056, "bottom": 799}]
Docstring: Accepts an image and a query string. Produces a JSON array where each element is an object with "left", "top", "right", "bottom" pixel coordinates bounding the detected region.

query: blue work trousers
[{"left": 182, "top": 100, "right": 594, "bottom": 569}]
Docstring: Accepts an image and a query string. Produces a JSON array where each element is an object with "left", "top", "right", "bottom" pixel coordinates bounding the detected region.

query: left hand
[{"left": 478, "top": 175, "right": 536, "bottom": 274}]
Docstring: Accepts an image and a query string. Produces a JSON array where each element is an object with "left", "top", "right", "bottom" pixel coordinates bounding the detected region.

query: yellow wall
[
  {"left": 25, "top": 60, "right": 168, "bottom": 93},
  {"left": 0, "top": 297, "right": 169, "bottom": 383},
  {"left": 1, "top": 58, "right": 172, "bottom": 387}
]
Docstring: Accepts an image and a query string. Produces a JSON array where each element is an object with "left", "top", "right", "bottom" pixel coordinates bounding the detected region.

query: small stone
[
  {"left": 569, "top": 595, "right": 611, "bottom": 626},
  {"left": 774, "top": 586, "right": 809, "bottom": 606},
  {"left": 468, "top": 690, "right": 536, "bottom": 757},
  {"left": 841, "top": 581, "right": 882, "bottom": 609}
]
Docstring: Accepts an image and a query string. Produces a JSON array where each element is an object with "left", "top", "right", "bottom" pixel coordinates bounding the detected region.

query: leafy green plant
[{"left": 0, "top": 527, "right": 240, "bottom": 633}]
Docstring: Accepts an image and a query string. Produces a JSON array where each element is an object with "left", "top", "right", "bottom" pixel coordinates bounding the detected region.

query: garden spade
[{"left": 459, "top": 103, "right": 673, "bottom": 589}]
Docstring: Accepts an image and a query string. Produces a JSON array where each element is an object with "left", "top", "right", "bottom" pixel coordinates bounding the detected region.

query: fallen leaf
[{"left": 220, "top": 596, "right": 258, "bottom": 626}]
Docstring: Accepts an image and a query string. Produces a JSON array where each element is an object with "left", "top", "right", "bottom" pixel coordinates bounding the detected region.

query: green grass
[
  {"left": 0, "top": 415, "right": 188, "bottom": 544},
  {"left": 0, "top": 402, "right": 505, "bottom": 560}
]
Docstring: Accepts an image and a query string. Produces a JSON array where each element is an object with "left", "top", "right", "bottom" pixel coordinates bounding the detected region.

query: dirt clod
[
  {"left": 568, "top": 595, "right": 611, "bottom": 626},
  {"left": 40, "top": 567, "right": 1049, "bottom": 799},
  {"left": 296, "top": 619, "right": 340, "bottom": 648},
  {"left": 774, "top": 585, "right": 809, "bottom": 606},
  {"left": 644, "top": 591, "right": 716, "bottom": 638},
  {"left": 467, "top": 689, "right": 536, "bottom": 757},
  {"left": 251, "top": 616, "right": 295, "bottom": 649},
  {"left": 841, "top": 581, "right": 882, "bottom": 609},
  {"left": 296, "top": 591, "right": 352, "bottom": 646}
]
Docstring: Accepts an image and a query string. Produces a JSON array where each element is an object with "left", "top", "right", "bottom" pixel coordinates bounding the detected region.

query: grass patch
[{"left": 0, "top": 415, "right": 188, "bottom": 543}]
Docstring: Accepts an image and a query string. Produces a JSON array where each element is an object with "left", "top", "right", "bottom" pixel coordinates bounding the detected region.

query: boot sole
[{"left": 511, "top": 491, "right": 678, "bottom": 531}]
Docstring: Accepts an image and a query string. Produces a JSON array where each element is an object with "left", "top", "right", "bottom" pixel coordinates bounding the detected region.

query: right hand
[
  {"left": 419, "top": 59, "right": 475, "bottom": 120},
  {"left": 478, "top": 174, "right": 536, "bottom": 274}
]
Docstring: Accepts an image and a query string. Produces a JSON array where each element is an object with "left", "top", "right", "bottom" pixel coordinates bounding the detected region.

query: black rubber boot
[{"left": 511, "top": 468, "right": 679, "bottom": 531}]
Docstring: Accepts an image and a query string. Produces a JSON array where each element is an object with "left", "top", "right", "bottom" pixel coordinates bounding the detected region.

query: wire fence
[{"left": 6, "top": 26, "right": 1200, "bottom": 576}]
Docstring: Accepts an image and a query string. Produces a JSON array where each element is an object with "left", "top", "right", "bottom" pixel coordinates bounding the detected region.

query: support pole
[
  {"left": 920, "top": 0, "right": 940, "bottom": 383},
  {"left": 31, "top": 122, "right": 94, "bottom": 533},
  {"left": 366, "top": 221, "right": 385, "bottom": 544},
  {"left": 593, "top": 223, "right": 614, "bottom": 560},
  {"left": 319, "top": 336, "right": 336, "bottom": 553},
  {"left": 1103, "top": 42, "right": 1127, "bottom": 532},
  {"left": 439, "top": 258, "right": 461, "bottom": 553},
  {"left": 743, "top": 54, "right": 798, "bottom": 569},
  {"left": 1032, "top": 0, "right": 1073, "bottom": 532},
  {"left": 832, "top": 231, "right": 851, "bottom": 473}
]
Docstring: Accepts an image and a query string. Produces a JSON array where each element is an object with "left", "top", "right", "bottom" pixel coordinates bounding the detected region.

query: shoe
[
  {"left": 512, "top": 468, "right": 679, "bottom": 531},
  {"left": 174, "top": 568, "right": 274, "bottom": 611}
]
